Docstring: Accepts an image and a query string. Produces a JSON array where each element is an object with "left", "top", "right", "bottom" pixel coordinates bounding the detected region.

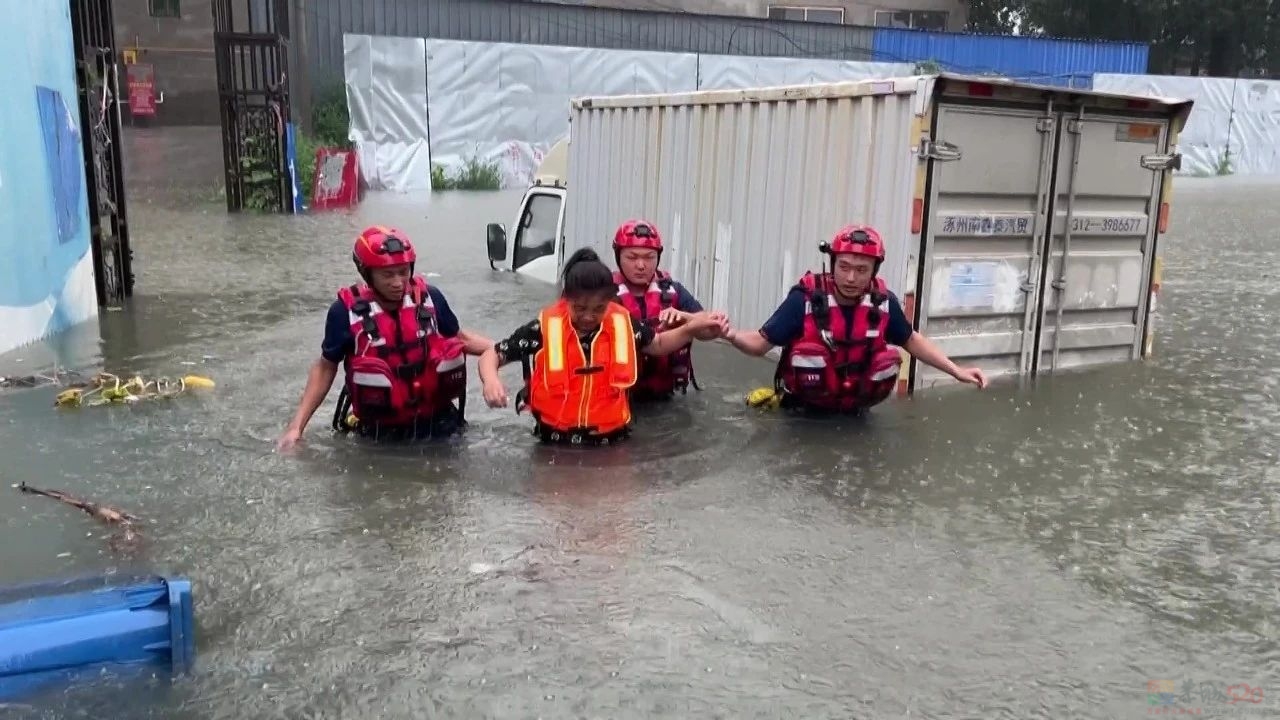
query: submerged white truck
[{"left": 484, "top": 72, "right": 1192, "bottom": 392}]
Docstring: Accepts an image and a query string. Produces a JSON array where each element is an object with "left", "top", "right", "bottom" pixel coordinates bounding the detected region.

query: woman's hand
[{"left": 483, "top": 379, "right": 510, "bottom": 408}]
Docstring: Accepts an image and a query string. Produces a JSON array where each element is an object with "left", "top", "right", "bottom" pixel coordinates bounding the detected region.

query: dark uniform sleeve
[
  {"left": 671, "top": 281, "right": 704, "bottom": 313},
  {"left": 494, "top": 319, "right": 543, "bottom": 366},
  {"left": 427, "top": 286, "right": 461, "bottom": 338},
  {"left": 885, "top": 291, "right": 914, "bottom": 347},
  {"left": 321, "top": 300, "right": 353, "bottom": 364},
  {"left": 758, "top": 287, "right": 808, "bottom": 347}
]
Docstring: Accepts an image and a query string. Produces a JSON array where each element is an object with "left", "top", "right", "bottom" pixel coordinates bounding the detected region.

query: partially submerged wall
[{"left": 0, "top": 0, "right": 98, "bottom": 356}]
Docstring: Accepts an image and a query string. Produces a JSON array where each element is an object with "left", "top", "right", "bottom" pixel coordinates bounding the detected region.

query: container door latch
[
  {"left": 918, "top": 140, "right": 962, "bottom": 162},
  {"left": 1140, "top": 153, "right": 1182, "bottom": 171}
]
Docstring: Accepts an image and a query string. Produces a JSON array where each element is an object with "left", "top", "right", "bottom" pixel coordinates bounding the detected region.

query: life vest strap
[
  {"left": 532, "top": 420, "right": 630, "bottom": 446},
  {"left": 394, "top": 360, "right": 427, "bottom": 380}
]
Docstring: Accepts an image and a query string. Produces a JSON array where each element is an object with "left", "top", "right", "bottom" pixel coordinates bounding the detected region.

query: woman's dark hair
[{"left": 561, "top": 248, "right": 615, "bottom": 299}]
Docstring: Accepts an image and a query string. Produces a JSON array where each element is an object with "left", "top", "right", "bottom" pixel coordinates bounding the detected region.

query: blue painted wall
[
  {"left": 0, "top": 0, "right": 97, "bottom": 355},
  {"left": 872, "top": 28, "right": 1150, "bottom": 89}
]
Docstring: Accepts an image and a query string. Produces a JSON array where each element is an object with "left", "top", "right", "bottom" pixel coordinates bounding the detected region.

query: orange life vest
[{"left": 527, "top": 299, "right": 639, "bottom": 436}]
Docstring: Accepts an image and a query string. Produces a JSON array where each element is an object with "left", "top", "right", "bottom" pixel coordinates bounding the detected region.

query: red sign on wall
[
  {"left": 312, "top": 148, "right": 360, "bottom": 211},
  {"left": 126, "top": 63, "right": 157, "bottom": 117}
]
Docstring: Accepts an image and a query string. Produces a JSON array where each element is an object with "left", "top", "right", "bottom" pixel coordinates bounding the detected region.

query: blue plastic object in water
[{"left": 0, "top": 574, "right": 195, "bottom": 702}]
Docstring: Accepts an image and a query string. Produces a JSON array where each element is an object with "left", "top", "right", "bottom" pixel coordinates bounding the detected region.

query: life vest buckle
[{"left": 394, "top": 360, "right": 426, "bottom": 380}]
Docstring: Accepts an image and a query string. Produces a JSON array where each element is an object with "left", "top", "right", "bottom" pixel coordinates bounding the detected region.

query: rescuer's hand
[{"left": 658, "top": 308, "right": 689, "bottom": 327}]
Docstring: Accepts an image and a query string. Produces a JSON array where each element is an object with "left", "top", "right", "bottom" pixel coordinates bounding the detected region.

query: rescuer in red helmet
[
  {"left": 725, "top": 224, "right": 987, "bottom": 413},
  {"left": 277, "top": 225, "right": 494, "bottom": 448},
  {"left": 610, "top": 219, "right": 729, "bottom": 402}
]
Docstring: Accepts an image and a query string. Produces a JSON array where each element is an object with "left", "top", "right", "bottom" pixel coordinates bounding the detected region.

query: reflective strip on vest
[
  {"left": 611, "top": 313, "right": 630, "bottom": 365},
  {"left": 436, "top": 355, "right": 465, "bottom": 373},
  {"left": 871, "top": 365, "right": 900, "bottom": 382},
  {"left": 617, "top": 276, "right": 673, "bottom": 307},
  {"left": 546, "top": 316, "right": 565, "bottom": 373},
  {"left": 351, "top": 371, "right": 393, "bottom": 387},
  {"left": 790, "top": 355, "right": 827, "bottom": 368}
]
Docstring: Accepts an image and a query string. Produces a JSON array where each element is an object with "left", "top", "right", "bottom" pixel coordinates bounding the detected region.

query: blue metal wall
[{"left": 871, "top": 28, "right": 1149, "bottom": 89}]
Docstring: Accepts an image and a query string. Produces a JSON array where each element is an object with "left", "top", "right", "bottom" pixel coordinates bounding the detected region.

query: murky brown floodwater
[{"left": 2, "top": 127, "right": 1278, "bottom": 719}]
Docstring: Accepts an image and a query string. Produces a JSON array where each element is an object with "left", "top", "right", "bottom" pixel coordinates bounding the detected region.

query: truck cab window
[{"left": 513, "top": 193, "right": 561, "bottom": 270}]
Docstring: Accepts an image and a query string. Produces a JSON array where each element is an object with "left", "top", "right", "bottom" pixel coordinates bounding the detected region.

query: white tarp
[
  {"left": 424, "top": 39, "right": 700, "bottom": 190},
  {"left": 344, "top": 34, "right": 433, "bottom": 191},
  {"left": 419, "top": 39, "right": 911, "bottom": 189},
  {"left": 1094, "top": 73, "right": 1280, "bottom": 176}
]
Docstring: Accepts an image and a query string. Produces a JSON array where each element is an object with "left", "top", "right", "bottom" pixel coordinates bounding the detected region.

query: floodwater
[{"left": 1, "top": 126, "right": 1278, "bottom": 719}]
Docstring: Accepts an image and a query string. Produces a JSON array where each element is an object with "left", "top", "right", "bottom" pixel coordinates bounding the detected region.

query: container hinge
[
  {"left": 1140, "top": 152, "right": 1182, "bottom": 171},
  {"left": 1036, "top": 117, "right": 1055, "bottom": 133},
  {"left": 918, "top": 140, "right": 962, "bottom": 162}
]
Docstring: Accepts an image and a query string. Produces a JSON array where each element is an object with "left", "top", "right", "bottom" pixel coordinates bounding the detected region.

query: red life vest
[
  {"left": 335, "top": 276, "right": 467, "bottom": 426},
  {"left": 612, "top": 270, "right": 695, "bottom": 397},
  {"left": 775, "top": 272, "right": 903, "bottom": 412}
]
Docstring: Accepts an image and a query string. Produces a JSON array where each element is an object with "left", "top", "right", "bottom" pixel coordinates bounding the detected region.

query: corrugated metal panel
[
  {"left": 563, "top": 80, "right": 923, "bottom": 334},
  {"left": 912, "top": 78, "right": 1183, "bottom": 389},
  {"left": 304, "top": 0, "right": 877, "bottom": 84},
  {"left": 872, "top": 28, "right": 1149, "bottom": 89}
]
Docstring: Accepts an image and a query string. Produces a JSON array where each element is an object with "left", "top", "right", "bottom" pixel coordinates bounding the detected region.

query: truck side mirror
[{"left": 486, "top": 223, "right": 507, "bottom": 269}]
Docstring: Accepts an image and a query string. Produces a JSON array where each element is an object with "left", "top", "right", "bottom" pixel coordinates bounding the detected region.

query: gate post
[
  {"left": 68, "top": 0, "right": 134, "bottom": 307},
  {"left": 212, "top": 0, "right": 293, "bottom": 214}
]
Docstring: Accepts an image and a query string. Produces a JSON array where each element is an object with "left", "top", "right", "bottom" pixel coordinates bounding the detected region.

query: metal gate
[
  {"left": 914, "top": 100, "right": 1175, "bottom": 387},
  {"left": 69, "top": 0, "right": 133, "bottom": 307},
  {"left": 213, "top": 0, "right": 292, "bottom": 213}
]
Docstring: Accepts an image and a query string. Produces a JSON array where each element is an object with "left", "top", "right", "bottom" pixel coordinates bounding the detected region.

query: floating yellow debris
[
  {"left": 745, "top": 386, "right": 781, "bottom": 410},
  {"left": 54, "top": 372, "right": 216, "bottom": 408}
]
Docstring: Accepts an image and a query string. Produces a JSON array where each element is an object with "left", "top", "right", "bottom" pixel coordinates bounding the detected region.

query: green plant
[
  {"left": 914, "top": 59, "right": 943, "bottom": 74},
  {"left": 431, "top": 155, "right": 502, "bottom": 191},
  {"left": 431, "top": 163, "right": 452, "bottom": 190},
  {"left": 294, "top": 131, "right": 320, "bottom": 206},
  {"left": 1215, "top": 148, "right": 1234, "bottom": 176},
  {"left": 1192, "top": 149, "right": 1235, "bottom": 178},
  {"left": 311, "top": 83, "right": 352, "bottom": 148}
]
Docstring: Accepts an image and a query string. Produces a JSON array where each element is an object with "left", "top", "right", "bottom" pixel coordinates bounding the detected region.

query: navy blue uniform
[{"left": 665, "top": 281, "right": 703, "bottom": 314}]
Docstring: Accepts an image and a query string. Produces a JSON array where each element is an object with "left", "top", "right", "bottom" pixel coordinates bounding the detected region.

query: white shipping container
[
  {"left": 492, "top": 74, "right": 1193, "bottom": 393},
  {"left": 563, "top": 78, "right": 922, "bottom": 340}
]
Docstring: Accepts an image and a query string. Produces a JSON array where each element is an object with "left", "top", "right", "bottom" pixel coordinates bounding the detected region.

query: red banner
[{"left": 126, "top": 63, "right": 156, "bottom": 117}]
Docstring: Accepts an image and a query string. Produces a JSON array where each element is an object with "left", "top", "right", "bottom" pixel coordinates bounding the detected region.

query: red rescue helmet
[
  {"left": 353, "top": 225, "right": 416, "bottom": 273},
  {"left": 820, "top": 224, "right": 885, "bottom": 262},
  {"left": 612, "top": 220, "right": 663, "bottom": 252}
]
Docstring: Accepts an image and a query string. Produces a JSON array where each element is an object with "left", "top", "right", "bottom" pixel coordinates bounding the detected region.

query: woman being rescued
[{"left": 478, "top": 248, "right": 728, "bottom": 446}]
